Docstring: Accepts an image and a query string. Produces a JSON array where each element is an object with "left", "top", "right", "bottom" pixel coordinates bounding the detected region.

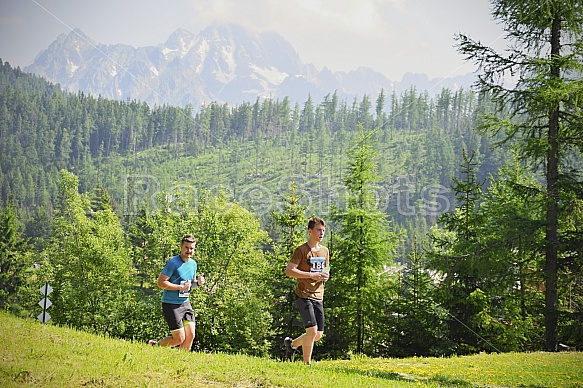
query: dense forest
[
  {"left": 0, "top": 58, "right": 502, "bottom": 245},
  {"left": 1, "top": 0, "right": 582, "bottom": 359}
]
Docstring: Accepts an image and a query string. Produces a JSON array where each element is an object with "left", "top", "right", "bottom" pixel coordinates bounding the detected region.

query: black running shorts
[
  {"left": 295, "top": 296, "right": 324, "bottom": 331},
  {"left": 162, "top": 301, "right": 195, "bottom": 331}
]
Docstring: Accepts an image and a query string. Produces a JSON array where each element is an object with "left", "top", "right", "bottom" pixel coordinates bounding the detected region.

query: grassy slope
[{"left": 1, "top": 312, "right": 581, "bottom": 388}]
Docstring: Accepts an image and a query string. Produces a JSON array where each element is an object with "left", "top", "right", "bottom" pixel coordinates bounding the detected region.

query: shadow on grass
[
  {"left": 321, "top": 365, "right": 472, "bottom": 387},
  {"left": 321, "top": 365, "right": 550, "bottom": 388}
]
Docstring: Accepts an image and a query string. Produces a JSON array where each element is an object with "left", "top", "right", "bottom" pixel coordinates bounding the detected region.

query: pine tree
[
  {"left": 387, "top": 237, "right": 449, "bottom": 357},
  {"left": 428, "top": 152, "right": 549, "bottom": 352},
  {"left": 328, "top": 125, "right": 399, "bottom": 355},
  {"left": 427, "top": 149, "right": 487, "bottom": 354},
  {"left": 457, "top": 0, "right": 583, "bottom": 350},
  {"left": 270, "top": 182, "right": 308, "bottom": 339},
  {"left": 0, "top": 195, "right": 28, "bottom": 309}
]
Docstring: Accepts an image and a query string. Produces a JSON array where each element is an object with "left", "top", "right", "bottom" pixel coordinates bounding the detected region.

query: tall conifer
[{"left": 456, "top": 0, "right": 583, "bottom": 350}]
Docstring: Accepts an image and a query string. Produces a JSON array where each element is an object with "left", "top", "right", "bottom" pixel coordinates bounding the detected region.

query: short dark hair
[
  {"left": 308, "top": 216, "right": 326, "bottom": 230},
  {"left": 181, "top": 235, "right": 197, "bottom": 244}
]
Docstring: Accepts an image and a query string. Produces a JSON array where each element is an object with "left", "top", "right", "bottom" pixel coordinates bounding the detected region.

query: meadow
[{"left": 0, "top": 312, "right": 581, "bottom": 387}]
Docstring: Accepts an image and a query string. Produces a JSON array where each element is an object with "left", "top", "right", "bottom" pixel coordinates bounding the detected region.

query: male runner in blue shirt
[{"left": 149, "top": 235, "right": 205, "bottom": 350}]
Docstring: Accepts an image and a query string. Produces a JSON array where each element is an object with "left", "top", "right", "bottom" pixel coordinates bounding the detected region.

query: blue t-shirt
[{"left": 161, "top": 255, "right": 198, "bottom": 304}]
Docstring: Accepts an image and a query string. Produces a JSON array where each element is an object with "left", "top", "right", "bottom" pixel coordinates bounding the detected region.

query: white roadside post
[{"left": 38, "top": 282, "right": 53, "bottom": 323}]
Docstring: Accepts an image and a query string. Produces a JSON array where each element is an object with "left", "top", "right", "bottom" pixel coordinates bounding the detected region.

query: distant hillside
[
  {"left": 24, "top": 24, "right": 476, "bottom": 110},
  {"left": 1, "top": 58, "right": 504, "bottom": 249}
]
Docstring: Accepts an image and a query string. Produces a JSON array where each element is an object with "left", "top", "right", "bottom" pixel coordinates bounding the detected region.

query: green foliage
[
  {"left": 24, "top": 205, "right": 54, "bottom": 252},
  {"left": 130, "top": 198, "right": 187, "bottom": 288},
  {"left": 384, "top": 240, "right": 452, "bottom": 357},
  {"left": 44, "top": 170, "right": 135, "bottom": 336},
  {"left": 189, "top": 190, "right": 273, "bottom": 356},
  {"left": 0, "top": 195, "right": 30, "bottom": 311},
  {"left": 428, "top": 150, "right": 496, "bottom": 353},
  {"left": 474, "top": 158, "right": 547, "bottom": 351},
  {"left": 270, "top": 182, "right": 309, "bottom": 342},
  {"left": 428, "top": 154, "right": 550, "bottom": 353},
  {"left": 1, "top": 32, "right": 582, "bottom": 356},
  {"left": 271, "top": 182, "right": 307, "bottom": 255},
  {"left": 129, "top": 188, "right": 273, "bottom": 356},
  {"left": 456, "top": 0, "right": 583, "bottom": 350},
  {"left": 328, "top": 125, "right": 400, "bottom": 356},
  {"left": 0, "top": 58, "right": 500, "bottom": 241}
]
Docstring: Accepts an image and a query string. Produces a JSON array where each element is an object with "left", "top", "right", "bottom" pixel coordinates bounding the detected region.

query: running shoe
[{"left": 284, "top": 337, "right": 297, "bottom": 361}]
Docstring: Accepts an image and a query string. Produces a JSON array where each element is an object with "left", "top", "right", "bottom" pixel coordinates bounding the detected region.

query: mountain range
[{"left": 24, "top": 24, "right": 476, "bottom": 109}]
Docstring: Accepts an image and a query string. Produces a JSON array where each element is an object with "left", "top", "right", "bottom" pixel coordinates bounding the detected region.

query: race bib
[
  {"left": 178, "top": 280, "right": 190, "bottom": 298},
  {"left": 309, "top": 256, "right": 326, "bottom": 272}
]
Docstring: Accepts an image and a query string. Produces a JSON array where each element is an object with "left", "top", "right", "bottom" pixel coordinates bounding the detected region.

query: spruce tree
[
  {"left": 428, "top": 150, "right": 487, "bottom": 354},
  {"left": 328, "top": 125, "right": 399, "bottom": 355},
  {"left": 456, "top": 0, "right": 583, "bottom": 351},
  {"left": 270, "top": 182, "right": 308, "bottom": 341},
  {"left": 0, "top": 195, "right": 28, "bottom": 309}
]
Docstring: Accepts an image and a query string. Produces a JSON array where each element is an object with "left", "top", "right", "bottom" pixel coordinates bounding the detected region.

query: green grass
[{"left": 1, "top": 312, "right": 581, "bottom": 387}]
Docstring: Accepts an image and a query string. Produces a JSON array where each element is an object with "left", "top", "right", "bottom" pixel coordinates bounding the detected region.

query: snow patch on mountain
[
  {"left": 195, "top": 40, "right": 210, "bottom": 74},
  {"left": 250, "top": 64, "right": 288, "bottom": 85},
  {"left": 67, "top": 60, "right": 79, "bottom": 75}
]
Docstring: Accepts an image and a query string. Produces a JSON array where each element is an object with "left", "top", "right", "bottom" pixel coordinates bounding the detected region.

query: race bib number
[{"left": 309, "top": 257, "right": 326, "bottom": 272}]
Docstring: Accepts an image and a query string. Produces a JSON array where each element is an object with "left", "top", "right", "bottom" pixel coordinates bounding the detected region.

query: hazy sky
[{"left": 0, "top": 0, "right": 506, "bottom": 81}]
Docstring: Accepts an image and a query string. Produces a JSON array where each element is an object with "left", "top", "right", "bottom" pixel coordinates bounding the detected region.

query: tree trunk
[{"left": 544, "top": 13, "right": 561, "bottom": 352}]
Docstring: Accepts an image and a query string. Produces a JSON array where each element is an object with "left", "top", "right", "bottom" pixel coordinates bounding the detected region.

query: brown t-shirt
[{"left": 290, "top": 242, "right": 330, "bottom": 300}]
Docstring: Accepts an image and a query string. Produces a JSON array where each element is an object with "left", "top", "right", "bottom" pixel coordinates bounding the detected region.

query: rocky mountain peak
[
  {"left": 162, "top": 28, "right": 196, "bottom": 55},
  {"left": 23, "top": 25, "right": 475, "bottom": 109}
]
